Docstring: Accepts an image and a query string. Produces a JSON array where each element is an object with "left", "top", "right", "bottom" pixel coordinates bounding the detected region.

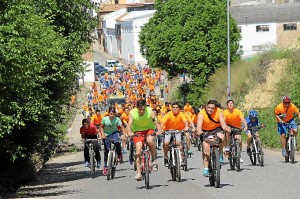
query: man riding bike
[
  {"left": 127, "top": 99, "right": 162, "bottom": 181},
  {"left": 161, "top": 102, "right": 189, "bottom": 167},
  {"left": 274, "top": 95, "right": 300, "bottom": 157},
  {"left": 223, "top": 100, "right": 247, "bottom": 163},
  {"left": 100, "top": 106, "right": 127, "bottom": 175},
  {"left": 80, "top": 118, "right": 102, "bottom": 168},
  {"left": 197, "top": 100, "right": 230, "bottom": 177}
]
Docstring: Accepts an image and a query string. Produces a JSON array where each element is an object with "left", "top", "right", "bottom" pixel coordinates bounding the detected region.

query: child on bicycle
[{"left": 245, "top": 110, "right": 263, "bottom": 155}]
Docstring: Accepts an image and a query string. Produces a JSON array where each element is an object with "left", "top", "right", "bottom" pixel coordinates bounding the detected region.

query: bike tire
[
  {"left": 90, "top": 147, "right": 95, "bottom": 178},
  {"left": 230, "top": 144, "right": 235, "bottom": 170},
  {"left": 235, "top": 141, "right": 241, "bottom": 172},
  {"left": 214, "top": 149, "right": 221, "bottom": 188},
  {"left": 290, "top": 136, "right": 295, "bottom": 163},
  {"left": 249, "top": 141, "right": 256, "bottom": 165},
  {"left": 183, "top": 141, "right": 188, "bottom": 171},
  {"left": 198, "top": 141, "right": 202, "bottom": 151},
  {"left": 107, "top": 151, "right": 113, "bottom": 180},
  {"left": 175, "top": 148, "right": 181, "bottom": 182},
  {"left": 144, "top": 152, "right": 150, "bottom": 189},
  {"left": 285, "top": 137, "right": 290, "bottom": 162}
]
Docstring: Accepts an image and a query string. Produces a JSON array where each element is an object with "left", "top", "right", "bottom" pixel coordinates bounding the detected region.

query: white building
[{"left": 102, "top": 3, "right": 300, "bottom": 62}]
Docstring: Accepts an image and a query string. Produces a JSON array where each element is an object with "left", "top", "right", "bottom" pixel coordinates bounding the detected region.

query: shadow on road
[
  {"left": 13, "top": 186, "right": 81, "bottom": 198},
  {"left": 204, "top": 183, "right": 233, "bottom": 188},
  {"left": 136, "top": 184, "right": 169, "bottom": 190}
]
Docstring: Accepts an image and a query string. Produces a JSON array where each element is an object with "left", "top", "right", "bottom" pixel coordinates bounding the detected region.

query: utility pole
[{"left": 227, "top": 0, "right": 231, "bottom": 100}]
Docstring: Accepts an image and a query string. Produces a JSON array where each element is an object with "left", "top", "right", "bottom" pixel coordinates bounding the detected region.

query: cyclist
[
  {"left": 161, "top": 102, "right": 189, "bottom": 167},
  {"left": 80, "top": 118, "right": 102, "bottom": 168},
  {"left": 127, "top": 99, "right": 162, "bottom": 181},
  {"left": 91, "top": 109, "right": 102, "bottom": 129},
  {"left": 196, "top": 100, "right": 230, "bottom": 177},
  {"left": 245, "top": 110, "right": 263, "bottom": 155},
  {"left": 274, "top": 95, "right": 300, "bottom": 157},
  {"left": 100, "top": 106, "right": 127, "bottom": 175},
  {"left": 223, "top": 99, "right": 247, "bottom": 163}
]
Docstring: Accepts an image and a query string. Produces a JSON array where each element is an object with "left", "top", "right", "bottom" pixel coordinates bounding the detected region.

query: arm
[
  {"left": 127, "top": 113, "right": 133, "bottom": 136},
  {"left": 99, "top": 123, "right": 105, "bottom": 139},
  {"left": 219, "top": 112, "right": 230, "bottom": 132},
  {"left": 241, "top": 117, "right": 248, "bottom": 131},
  {"left": 196, "top": 113, "right": 203, "bottom": 135},
  {"left": 151, "top": 111, "right": 162, "bottom": 135}
]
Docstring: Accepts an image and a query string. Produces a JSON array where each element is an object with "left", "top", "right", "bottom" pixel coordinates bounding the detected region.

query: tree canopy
[
  {"left": 0, "top": 0, "right": 97, "bottom": 190},
  {"left": 139, "top": 0, "right": 241, "bottom": 104}
]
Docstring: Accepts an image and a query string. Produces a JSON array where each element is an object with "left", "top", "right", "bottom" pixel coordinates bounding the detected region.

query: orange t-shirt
[
  {"left": 184, "top": 104, "right": 192, "bottom": 114},
  {"left": 121, "top": 112, "right": 129, "bottom": 124},
  {"left": 199, "top": 108, "right": 222, "bottom": 131},
  {"left": 91, "top": 114, "right": 102, "bottom": 125},
  {"left": 274, "top": 103, "right": 299, "bottom": 122},
  {"left": 162, "top": 111, "right": 187, "bottom": 131},
  {"left": 223, "top": 108, "right": 244, "bottom": 128}
]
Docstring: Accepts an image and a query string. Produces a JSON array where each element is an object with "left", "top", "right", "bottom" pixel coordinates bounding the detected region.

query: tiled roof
[
  {"left": 100, "top": 4, "right": 127, "bottom": 12},
  {"left": 231, "top": 3, "right": 300, "bottom": 24}
]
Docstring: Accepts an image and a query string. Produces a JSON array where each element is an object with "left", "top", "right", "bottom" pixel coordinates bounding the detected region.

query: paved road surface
[{"left": 11, "top": 41, "right": 300, "bottom": 199}]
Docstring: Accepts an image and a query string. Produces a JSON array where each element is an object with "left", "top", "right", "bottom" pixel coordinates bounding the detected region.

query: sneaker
[
  {"left": 219, "top": 154, "right": 224, "bottom": 165},
  {"left": 224, "top": 146, "right": 230, "bottom": 152},
  {"left": 164, "top": 157, "right": 169, "bottom": 167},
  {"left": 240, "top": 157, "right": 244, "bottom": 163},
  {"left": 282, "top": 149, "right": 286, "bottom": 157},
  {"left": 246, "top": 147, "right": 251, "bottom": 156},
  {"left": 134, "top": 174, "right": 142, "bottom": 181},
  {"left": 188, "top": 150, "right": 193, "bottom": 155},
  {"left": 129, "top": 158, "right": 134, "bottom": 165},
  {"left": 102, "top": 167, "right": 108, "bottom": 175},
  {"left": 122, "top": 149, "right": 127, "bottom": 154},
  {"left": 152, "top": 160, "right": 158, "bottom": 172},
  {"left": 203, "top": 168, "right": 209, "bottom": 177},
  {"left": 84, "top": 161, "right": 90, "bottom": 167},
  {"left": 96, "top": 161, "right": 101, "bottom": 169}
]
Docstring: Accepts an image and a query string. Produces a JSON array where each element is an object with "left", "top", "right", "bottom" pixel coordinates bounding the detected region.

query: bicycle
[
  {"left": 106, "top": 137, "right": 122, "bottom": 180},
  {"left": 283, "top": 122, "right": 298, "bottom": 163},
  {"left": 84, "top": 139, "right": 99, "bottom": 178},
  {"left": 133, "top": 134, "right": 157, "bottom": 189},
  {"left": 204, "top": 134, "right": 221, "bottom": 188},
  {"left": 228, "top": 127, "right": 242, "bottom": 171},
  {"left": 165, "top": 130, "right": 182, "bottom": 182},
  {"left": 248, "top": 126, "right": 264, "bottom": 166}
]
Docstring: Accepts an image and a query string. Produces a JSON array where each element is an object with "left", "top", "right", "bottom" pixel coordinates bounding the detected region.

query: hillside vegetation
[{"left": 198, "top": 47, "right": 300, "bottom": 149}]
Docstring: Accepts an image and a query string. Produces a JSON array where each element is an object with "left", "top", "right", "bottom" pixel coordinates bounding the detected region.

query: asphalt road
[
  {"left": 11, "top": 41, "right": 300, "bottom": 199},
  {"left": 14, "top": 143, "right": 300, "bottom": 199}
]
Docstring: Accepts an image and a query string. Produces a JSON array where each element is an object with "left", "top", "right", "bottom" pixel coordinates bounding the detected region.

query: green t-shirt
[
  {"left": 101, "top": 116, "right": 122, "bottom": 136},
  {"left": 130, "top": 107, "right": 156, "bottom": 132}
]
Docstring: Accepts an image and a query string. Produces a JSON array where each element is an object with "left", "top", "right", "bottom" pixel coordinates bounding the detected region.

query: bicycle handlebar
[
  {"left": 164, "top": 130, "right": 186, "bottom": 135},
  {"left": 83, "top": 139, "right": 99, "bottom": 142}
]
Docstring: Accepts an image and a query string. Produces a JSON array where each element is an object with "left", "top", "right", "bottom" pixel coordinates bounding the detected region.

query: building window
[
  {"left": 256, "top": 25, "right": 269, "bottom": 32},
  {"left": 252, "top": 45, "right": 263, "bottom": 51},
  {"left": 283, "top": 23, "right": 297, "bottom": 31},
  {"left": 114, "top": 0, "right": 119, "bottom": 4},
  {"left": 115, "top": 24, "right": 121, "bottom": 39}
]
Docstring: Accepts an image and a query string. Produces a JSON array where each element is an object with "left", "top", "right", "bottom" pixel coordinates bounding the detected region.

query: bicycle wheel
[
  {"left": 183, "top": 141, "right": 188, "bottom": 171},
  {"left": 144, "top": 152, "right": 150, "bottom": 189},
  {"left": 257, "top": 139, "right": 264, "bottom": 166},
  {"left": 107, "top": 151, "right": 113, "bottom": 180},
  {"left": 235, "top": 141, "right": 241, "bottom": 172},
  {"left": 249, "top": 140, "right": 256, "bottom": 165},
  {"left": 229, "top": 144, "right": 234, "bottom": 170},
  {"left": 197, "top": 140, "right": 202, "bottom": 151},
  {"left": 175, "top": 148, "right": 181, "bottom": 182},
  {"left": 90, "top": 147, "right": 95, "bottom": 178},
  {"left": 214, "top": 149, "right": 220, "bottom": 188},
  {"left": 170, "top": 149, "right": 176, "bottom": 181},
  {"left": 285, "top": 137, "right": 290, "bottom": 162},
  {"left": 290, "top": 136, "right": 295, "bottom": 163}
]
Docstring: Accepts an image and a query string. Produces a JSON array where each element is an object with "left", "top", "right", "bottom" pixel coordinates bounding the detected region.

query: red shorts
[{"left": 133, "top": 129, "right": 154, "bottom": 144}]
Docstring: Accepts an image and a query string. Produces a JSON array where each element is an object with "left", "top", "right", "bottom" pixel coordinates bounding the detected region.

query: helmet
[
  {"left": 282, "top": 95, "right": 291, "bottom": 103},
  {"left": 248, "top": 110, "right": 258, "bottom": 118}
]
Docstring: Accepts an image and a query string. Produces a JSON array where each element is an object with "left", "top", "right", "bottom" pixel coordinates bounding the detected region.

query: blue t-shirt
[
  {"left": 101, "top": 116, "right": 122, "bottom": 136},
  {"left": 246, "top": 117, "right": 261, "bottom": 132}
]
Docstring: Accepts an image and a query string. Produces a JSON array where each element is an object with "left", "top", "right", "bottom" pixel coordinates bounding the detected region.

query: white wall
[
  {"left": 79, "top": 61, "right": 95, "bottom": 83},
  {"left": 119, "top": 21, "right": 135, "bottom": 64},
  {"left": 239, "top": 23, "right": 277, "bottom": 58}
]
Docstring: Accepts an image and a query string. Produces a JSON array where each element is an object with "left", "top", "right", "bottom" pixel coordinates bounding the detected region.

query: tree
[
  {"left": 139, "top": 0, "right": 241, "bottom": 103},
  {"left": 0, "top": 0, "right": 97, "bottom": 190}
]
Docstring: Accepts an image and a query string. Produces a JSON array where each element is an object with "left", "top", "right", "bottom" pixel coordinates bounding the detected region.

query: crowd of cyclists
[{"left": 79, "top": 63, "right": 300, "bottom": 182}]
